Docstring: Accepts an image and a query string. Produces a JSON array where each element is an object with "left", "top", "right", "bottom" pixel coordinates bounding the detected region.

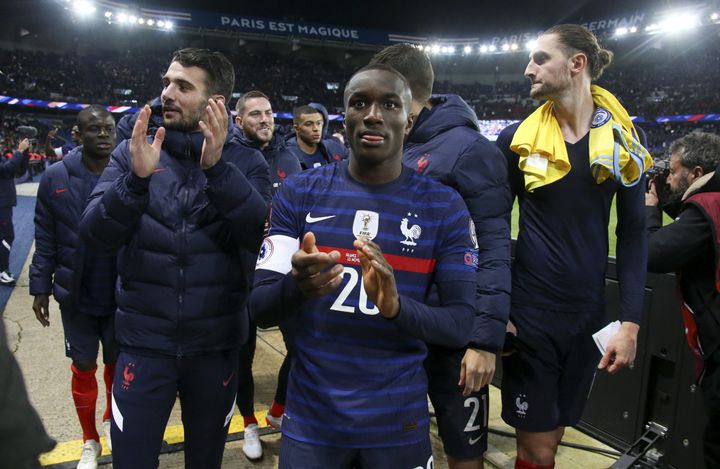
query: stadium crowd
[{"left": 2, "top": 40, "right": 719, "bottom": 120}]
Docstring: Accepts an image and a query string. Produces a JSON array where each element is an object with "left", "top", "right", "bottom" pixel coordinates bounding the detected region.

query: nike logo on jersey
[
  {"left": 305, "top": 213, "right": 336, "bottom": 223},
  {"left": 54, "top": 188, "right": 68, "bottom": 194}
]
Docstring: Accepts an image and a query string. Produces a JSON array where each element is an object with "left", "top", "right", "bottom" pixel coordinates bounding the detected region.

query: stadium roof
[{"left": 146, "top": 0, "right": 698, "bottom": 35}]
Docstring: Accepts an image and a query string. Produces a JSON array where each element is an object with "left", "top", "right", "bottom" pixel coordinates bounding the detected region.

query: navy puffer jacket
[
  {"left": 30, "top": 147, "right": 96, "bottom": 305},
  {"left": 80, "top": 107, "right": 271, "bottom": 357},
  {"left": 0, "top": 150, "right": 28, "bottom": 208}
]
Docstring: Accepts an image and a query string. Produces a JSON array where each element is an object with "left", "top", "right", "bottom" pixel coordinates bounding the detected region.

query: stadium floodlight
[
  {"left": 712, "top": 12, "right": 719, "bottom": 21},
  {"left": 431, "top": 44, "right": 441, "bottom": 54},
  {"left": 480, "top": 45, "right": 489, "bottom": 53},
  {"left": 71, "top": 0, "right": 96, "bottom": 17},
  {"left": 156, "top": 20, "right": 165, "bottom": 28},
  {"left": 630, "top": 26, "right": 637, "bottom": 33},
  {"left": 463, "top": 45, "right": 472, "bottom": 54},
  {"left": 615, "top": 27, "right": 628, "bottom": 36},
  {"left": 104, "top": 11, "right": 112, "bottom": 18},
  {"left": 128, "top": 15, "right": 137, "bottom": 23},
  {"left": 488, "top": 44, "right": 497, "bottom": 52},
  {"left": 164, "top": 21, "right": 174, "bottom": 30},
  {"left": 117, "top": 12, "right": 127, "bottom": 23},
  {"left": 138, "top": 17, "right": 145, "bottom": 25},
  {"left": 147, "top": 19, "right": 154, "bottom": 26},
  {"left": 510, "top": 43, "right": 518, "bottom": 51},
  {"left": 447, "top": 46, "right": 456, "bottom": 54},
  {"left": 501, "top": 43, "right": 510, "bottom": 51},
  {"left": 657, "top": 13, "right": 699, "bottom": 34},
  {"left": 525, "top": 39, "right": 536, "bottom": 50}
]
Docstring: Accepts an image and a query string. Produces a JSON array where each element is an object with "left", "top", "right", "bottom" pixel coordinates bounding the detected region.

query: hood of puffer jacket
[{"left": 406, "top": 94, "right": 479, "bottom": 144}]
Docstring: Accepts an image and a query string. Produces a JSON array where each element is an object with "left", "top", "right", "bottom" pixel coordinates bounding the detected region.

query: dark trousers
[
  {"left": 0, "top": 207, "right": 14, "bottom": 271},
  {"left": 111, "top": 351, "right": 238, "bottom": 469},
  {"left": 274, "top": 319, "right": 295, "bottom": 405},
  {"left": 703, "top": 353, "right": 720, "bottom": 468},
  {"left": 236, "top": 320, "right": 257, "bottom": 416},
  {"left": 236, "top": 318, "right": 295, "bottom": 415}
]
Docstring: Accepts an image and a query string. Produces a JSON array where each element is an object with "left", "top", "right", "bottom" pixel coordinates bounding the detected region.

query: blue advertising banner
[{"left": 191, "top": 11, "right": 390, "bottom": 43}]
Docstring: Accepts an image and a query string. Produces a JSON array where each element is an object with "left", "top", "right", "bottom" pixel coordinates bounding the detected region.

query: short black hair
[
  {"left": 343, "top": 63, "right": 412, "bottom": 109},
  {"left": 370, "top": 44, "right": 433, "bottom": 102},
  {"left": 76, "top": 105, "right": 113, "bottom": 131},
  {"left": 235, "top": 90, "right": 270, "bottom": 115},
  {"left": 669, "top": 131, "right": 720, "bottom": 174},
  {"left": 170, "top": 48, "right": 235, "bottom": 101},
  {"left": 293, "top": 105, "right": 322, "bottom": 123}
]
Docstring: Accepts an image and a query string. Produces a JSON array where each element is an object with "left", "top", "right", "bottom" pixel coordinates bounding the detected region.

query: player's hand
[
  {"left": 130, "top": 105, "right": 165, "bottom": 178},
  {"left": 32, "top": 294, "right": 50, "bottom": 327},
  {"left": 598, "top": 321, "right": 639, "bottom": 374},
  {"left": 353, "top": 238, "right": 399, "bottom": 319},
  {"left": 645, "top": 179, "right": 659, "bottom": 207},
  {"left": 199, "top": 98, "right": 228, "bottom": 170},
  {"left": 459, "top": 348, "right": 496, "bottom": 397},
  {"left": 17, "top": 138, "right": 30, "bottom": 153},
  {"left": 291, "top": 232, "right": 343, "bottom": 297}
]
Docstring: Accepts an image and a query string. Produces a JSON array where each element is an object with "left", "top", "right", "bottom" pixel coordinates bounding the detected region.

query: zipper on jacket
[{"left": 176, "top": 136, "right": 193, "bottom": 359}]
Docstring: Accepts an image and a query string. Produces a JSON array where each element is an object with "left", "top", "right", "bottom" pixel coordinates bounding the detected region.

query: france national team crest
[
  {"left": 591, "top": 106, "right": 612, "bottom": 128},
  {"left": 515, "top": 394, "right": 528, "bottom": 417},
  {"left": 400, "top": 212, "right": 422, "bottom": 247},
  {"left": 353, "top": 211, "right": 379, "bottom": 240}
]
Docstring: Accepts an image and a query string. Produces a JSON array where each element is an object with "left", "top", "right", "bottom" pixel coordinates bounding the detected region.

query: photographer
[
  {"left": 646, "top": 130, "right": 720, "bottom": 468},
  {"left": 0, "top": 137, "right": 30, "bottom": 285}
]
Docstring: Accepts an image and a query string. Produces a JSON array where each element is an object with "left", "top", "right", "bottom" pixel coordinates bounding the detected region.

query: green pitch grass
[{"left": 510, "top": 197, "right": 672, "bottom": 257}]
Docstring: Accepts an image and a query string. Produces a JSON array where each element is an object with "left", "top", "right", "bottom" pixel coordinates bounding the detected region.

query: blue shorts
[
  {"left": 279, "top": 434, "right": 433, "bottom": 469},
  {"left": 110, "top": 350, "right": 238, "bottom": 469},
  {"left": 60, "top": 307, "right": 118, "bottom": 363},
  {"left": 425, "top": 345, "right": 488, "bottom": 459},
  {"left": 501, "top": 304, "right": 604, "bottom": 432}
]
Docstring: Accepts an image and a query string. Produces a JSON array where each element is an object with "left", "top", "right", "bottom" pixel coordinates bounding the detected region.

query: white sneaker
[
  {"left": 266, "top": 413, "right": 283, "bottom": 430},
  {"left": 102, "top": 419, "right": 112, "bottom": 452},
  {"left": 242, "top": 423, "right": 263, "bottom": 460},
  {"left": 77, "top": 439, "right": 101, "bottom": 469},
  {"left": 0, "top": 270, "right": 15, "bottom": 285}
]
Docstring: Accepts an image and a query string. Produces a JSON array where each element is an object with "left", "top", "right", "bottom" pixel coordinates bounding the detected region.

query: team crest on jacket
[
  {"left": 417, "top": 153, "right": 430, "bottom": 173},
  {"left": 353, "top": 211, "right": 379, "bottom": 240},
  {"left": 591, "top": 107, "right": 612, "bottom": 128}
]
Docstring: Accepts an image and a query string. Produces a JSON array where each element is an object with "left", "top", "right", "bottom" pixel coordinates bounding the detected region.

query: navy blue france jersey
[{"left": 252, "top": 160, "right": 477, "bottom": 448}]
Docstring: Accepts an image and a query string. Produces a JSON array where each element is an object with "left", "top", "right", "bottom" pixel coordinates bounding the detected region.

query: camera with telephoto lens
[{"left": 646, "top": 159, "right": 670, "bottom": 203}]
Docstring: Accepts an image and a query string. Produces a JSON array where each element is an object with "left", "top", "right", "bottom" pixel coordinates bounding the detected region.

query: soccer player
[
  {"left": 496, "top": 24, "right": 651, "bottom": 469},
  {"left": 30, "top": 105, "right": 119, "bottom": 469},
  {"left": 286, "top": 104, "right": 345, "bottom": 169},
  {"left": 79, "top": 48, "right": 270, "bottom": 469},
  {"left": 372, "top": 44, "right": 512, "bottom": 469},
  {"left": 250, "top": 63, "right": 478, "bottom": 468},
  {"left": 233, "top": 90, "right": 301, "bottom": 460}
]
